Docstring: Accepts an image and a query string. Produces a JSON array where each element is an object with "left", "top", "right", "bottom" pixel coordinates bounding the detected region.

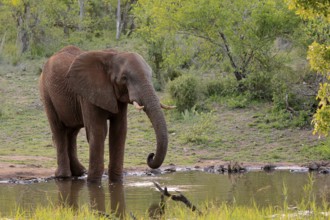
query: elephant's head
[{"left": 66, "top": 50, "right": 170, "bottom": 169}]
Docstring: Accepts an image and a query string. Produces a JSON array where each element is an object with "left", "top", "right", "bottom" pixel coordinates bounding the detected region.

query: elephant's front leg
[
  {"left": 86, "top": 122, "right": 107, "bottom": 182},
  {"left": 109, "top": 104, "right": 128, "bottom": 182},
  {"left": 83, "top": 104, "right": 108, "bottom": 182}
]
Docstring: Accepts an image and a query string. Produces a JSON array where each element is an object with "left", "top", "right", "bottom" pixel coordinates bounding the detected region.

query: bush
[
  {"left": 167, "top": 74, "right": 200, "bottom": 112},
  {"left": 242, "top": 71, "right": 273, "bottom": 101},
  {"left": 226, "top": 95, "right": 249, "bottom": 109},
  {"left": 205, "top": 75, "right": 239, "bottom": 97}
]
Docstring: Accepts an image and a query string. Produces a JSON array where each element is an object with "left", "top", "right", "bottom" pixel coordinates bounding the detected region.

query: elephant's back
[
  {"left": 46, "top": 46, "right": 83, "bottom": 77},
  {"left": 40, "top": 46, "right": 84, "bottom": 126}
]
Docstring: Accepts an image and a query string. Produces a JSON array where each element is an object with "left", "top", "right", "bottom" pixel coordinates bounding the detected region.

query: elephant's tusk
[
  {"left": 160, "top": 103, "right": 176, "bottom": 110},
  {"left": 133, "top": 101, "right": 144, "bottom": 110}
]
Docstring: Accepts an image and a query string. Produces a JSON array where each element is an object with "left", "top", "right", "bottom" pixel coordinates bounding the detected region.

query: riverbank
[{"left": 1, "top": 159, "right": 330, "bottom": 183}]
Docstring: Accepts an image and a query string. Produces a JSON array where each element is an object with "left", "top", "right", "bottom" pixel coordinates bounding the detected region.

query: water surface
[{"left": 0, "top": 171, "right": 329, "bottom": 217}]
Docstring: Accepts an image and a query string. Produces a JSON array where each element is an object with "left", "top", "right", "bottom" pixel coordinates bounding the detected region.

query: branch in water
[{"left": 153, "top": 181, "right": 202, "bottom": 214}]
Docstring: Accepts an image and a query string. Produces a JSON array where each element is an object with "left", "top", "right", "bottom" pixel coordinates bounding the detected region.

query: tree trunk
[
  {"left": 0, "top": 32, "right": 6, "bottom": 55},
  {"left": 219, "top": 32, "right": 247, "bottom": 81},
  {"left": 78, "top": 0, "right": 85, "bottom": 31},
  {"left": 116, "top": 0, "right": 121, "bottom": 40},
  {"left": 16, "top": 2, "right": 31, "bottom": 55}
]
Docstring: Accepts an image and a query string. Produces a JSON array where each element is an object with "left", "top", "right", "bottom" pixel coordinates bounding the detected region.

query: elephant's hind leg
[
  {"left": 43, "top": 96, "right": 72, "bottom": 178},
  {"left": 52, "top": 128, "right": 72, "bottom": 178},
  {"left": 67, "top": 128, "right": 86, "bottom": 176}
]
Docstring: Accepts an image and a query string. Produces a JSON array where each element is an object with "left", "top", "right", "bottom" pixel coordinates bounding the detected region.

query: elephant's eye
[{"left": 121, "top": 75, "right": 127, "bottom": 83}]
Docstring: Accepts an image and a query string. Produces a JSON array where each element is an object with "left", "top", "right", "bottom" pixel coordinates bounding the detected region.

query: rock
[
  {"left": 147, "top": 169, "right": 162, "bottom": 176},
  {"left": 164, "top": 167, "right": 176, "bottom": 173},
  {"left": 308, "top": 162, "right": 319, "bottom": 171},
  {"left": 263, "top": 164, "right": 276, "bottom": 172},
  {"left": 319, "top": 168, "right": 330, "bottom": 174},
  {"left": 203, "top": 166, "right": 215, "bottom": 173}
]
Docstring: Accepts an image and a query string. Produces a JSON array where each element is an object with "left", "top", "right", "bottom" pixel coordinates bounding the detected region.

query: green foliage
[
  {"left": 226, "top": 95, "right": 249, "bottom": 109},
  {"left": 13, "top": 205, "right": 111, "bottom": 220},
  {"left": 308, "top": 42, "right": 330, "bottom": 74},
  {"left": 293, "top": 110, "right": 312, "bottom": 128},
  {"left": 167, "top": 74, "right": 201, "bottom": 112},
  {"left": 313, "top": 83, "right": 330, "bottom": 135},
  {"left": 309, "top": 44, "right": 330, "bottom": 136},
  {"left": 242, "top": 71, "right": 273, "bottom": 101},
  {"left": 181, "top": 106, "right": 200, "bottom": 121},
  {"left": 286, "top": 0, "right": 330, "bottom": 21},
  {"left": 6, "top": 193, "right": 330, "bottom": 220},
  {"left": 287, "top": 0, "right": 330, "bottom": 136},
  {"left": 0, "top": 0, "right": 128, "bottom": 62},
  {"left": 205, "top": 75, "right": 239, "bottom": 97},
  {"left": 133, "top": 0, "right": 301, "bottom": 81}
]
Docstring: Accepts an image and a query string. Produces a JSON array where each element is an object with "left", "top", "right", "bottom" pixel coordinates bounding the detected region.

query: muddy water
[{"left": 0, "top": 171, "right": 329, "bottom": 216}]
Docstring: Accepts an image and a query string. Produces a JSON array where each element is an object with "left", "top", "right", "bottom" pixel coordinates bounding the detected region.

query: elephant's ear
[{"left": 66, "top": 51, "right": 118, "bottom": 113}]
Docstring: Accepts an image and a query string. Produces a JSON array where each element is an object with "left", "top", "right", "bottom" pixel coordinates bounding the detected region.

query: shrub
[
  {"left": 167, "top": 74, "right": 200, "bottom": 112},
  {"left": 205, "top": 75, "right": 239, "bottom": 97},
  {"left": 292, "top": 110, "right": 311, "bottom": 128},
  {"left": 242, "top": 71, "right": 273, "bottom": 101},
  {"left": 226, "top": 95, "right": 249, "bottom": 109}
]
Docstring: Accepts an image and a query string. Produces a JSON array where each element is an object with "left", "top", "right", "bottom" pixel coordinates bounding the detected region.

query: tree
[
  {"left": 133, "top": 0, "right": 300, "bottom": 81},
  {"left": 78, "top": 0, "right": 85, "bottom": 31},
  {"left": 287, "top": 0, "right": 330, "bottom": 136},
  {"left": 116, "top": 0, "right": 121, "bottom": 39},
  {"left": 1, "top": 0, "right": 45, "bottom": 55}
]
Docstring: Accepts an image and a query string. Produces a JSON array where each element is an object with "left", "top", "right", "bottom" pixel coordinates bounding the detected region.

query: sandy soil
[{"left": 0, "top": 163, "right": 55, "bottom": 180}]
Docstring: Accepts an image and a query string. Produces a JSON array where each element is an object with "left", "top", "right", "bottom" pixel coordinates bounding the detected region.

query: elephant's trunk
[{"left": 141, "top": 85, "right": 168, "bottom": 169}]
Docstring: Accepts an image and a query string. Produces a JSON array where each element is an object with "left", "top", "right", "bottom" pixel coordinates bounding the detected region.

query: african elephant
[{"left": 39, "top": 45, "right": 174, "bottom": 182}]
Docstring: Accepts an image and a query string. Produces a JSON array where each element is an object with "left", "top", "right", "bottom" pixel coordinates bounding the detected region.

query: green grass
[
  {"left": 1, "top": 171, "right": 328, "bottom": 219},
  {"left": 0, "top": 60, "right": 327, "bottom": 172},
  {"left": 3, "top": 199, "right": 329, "bottom": 220}
]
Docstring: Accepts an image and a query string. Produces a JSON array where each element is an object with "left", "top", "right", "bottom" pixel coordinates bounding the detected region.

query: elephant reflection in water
[
  {"left": 55, "top": 179, "right": 125, "bottom": 218},
  {"left": 55, "top": 179, "right": 166, "bottom": 219},
  {"left": 56, "top": 179, "right": 85, "bottom": 210}
]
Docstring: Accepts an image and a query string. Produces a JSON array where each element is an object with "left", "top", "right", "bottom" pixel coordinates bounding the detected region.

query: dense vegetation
[
  {"left": 0, "top": 0, "right": 329, "bottom": 144},
  {"left": 286, "top": 0, "right": 330, "bottom": 136},
  {"left": 0, "top": 1, "right": 329, "bottom": 218}
]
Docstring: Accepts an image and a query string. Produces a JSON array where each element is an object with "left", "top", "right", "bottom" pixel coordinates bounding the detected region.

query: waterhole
[{"left": 0, "top": 171, "right": 329, "bottom": 216}]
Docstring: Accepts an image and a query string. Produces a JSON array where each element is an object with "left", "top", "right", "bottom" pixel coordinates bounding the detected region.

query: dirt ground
[{"left": 0, "top": 156, "right": 55, "bottom": 179}]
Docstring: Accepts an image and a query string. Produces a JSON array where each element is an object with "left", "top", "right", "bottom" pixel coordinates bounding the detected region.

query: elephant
[{"left": 39, "top": 45, "right": 174, "bottom": 182}]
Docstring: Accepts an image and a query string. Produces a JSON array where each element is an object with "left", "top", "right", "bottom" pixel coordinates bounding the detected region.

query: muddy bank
[{"left": 0, "top": 160, "right": 329, "bottom": 184}]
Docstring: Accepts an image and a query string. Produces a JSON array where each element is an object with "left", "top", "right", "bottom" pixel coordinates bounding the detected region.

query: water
[{"left": 0, "top": 171, "right": 329, "bottom": 217}]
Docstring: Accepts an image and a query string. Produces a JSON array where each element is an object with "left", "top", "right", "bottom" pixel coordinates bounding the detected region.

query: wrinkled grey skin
[{"left": 39, "top": 45, "right": 168, "bottom": 182}]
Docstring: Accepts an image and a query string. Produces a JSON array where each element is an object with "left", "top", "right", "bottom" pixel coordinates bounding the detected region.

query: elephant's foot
[
  {"left": 55, "top": 168, "right": 72, "bottom": 178},
  {"left": 87, "top": 169, "right": 104, "bottom": 182},
  {"left": 87, "top": 174, "right": 103, "bottom": 182},
  {"left": 108, "top": 170, "right": 123, "bottom": 183},
  {"left": 70, "top": 162, "right": 86, "bottom": 177}
]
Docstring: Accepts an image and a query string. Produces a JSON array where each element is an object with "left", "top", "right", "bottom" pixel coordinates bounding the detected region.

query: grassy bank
[
  {"left": 0, "top": 60, "right": 328, "bottom": 172},
  {"left": 3, "top": 201, "right": 330, "bottom": 220}
]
